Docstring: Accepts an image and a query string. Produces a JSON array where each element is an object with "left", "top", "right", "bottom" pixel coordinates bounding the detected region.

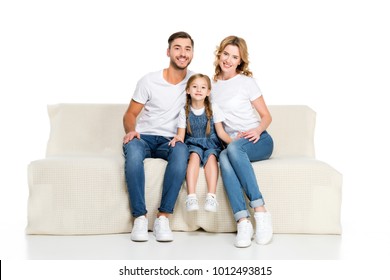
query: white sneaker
[
  {"left": 130, "top": 215, "right": 148, "bottom": 242},
  {"left": 204, "top": 194, "right": 218, "bottom": 212},
  {"left": 186, "top": 195, "right": 199, "bottom": 211},
  {"left": 254, "top": 212, "right": 273, "bottom": 245},
  {"left": 153, "top": 216, "right": 173, "bottom": 242},
  {"left": 234, "top": 219, "right": 254, "bottom": 248}
]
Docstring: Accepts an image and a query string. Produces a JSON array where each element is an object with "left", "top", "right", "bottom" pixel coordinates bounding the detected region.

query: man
[{"left": 123, "top": 31, "right": 194, "bottom": 242}]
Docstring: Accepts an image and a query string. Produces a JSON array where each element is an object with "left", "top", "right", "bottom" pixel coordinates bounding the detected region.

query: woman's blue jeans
[
  {"left": 123, "top": 135, "right": 189, "bottom": 217},
  {"left": 219, "top": 131, "right": 273, "bottom": 222}
]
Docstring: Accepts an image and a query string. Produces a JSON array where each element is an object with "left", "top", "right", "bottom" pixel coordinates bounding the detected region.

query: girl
[
  {"left": 170, "top": 73, "right": 231, "bottom": 212},
  {"left": 211, "top": 36, "right": 274, "bottom": 248}
]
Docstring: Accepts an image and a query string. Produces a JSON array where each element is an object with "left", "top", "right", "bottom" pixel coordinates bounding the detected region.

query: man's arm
[{"left": 123, "top": 100, "right": 144, "bottom": 144}]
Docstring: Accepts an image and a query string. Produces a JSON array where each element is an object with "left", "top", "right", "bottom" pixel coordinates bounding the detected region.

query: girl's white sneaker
[{"left": 186, "top": 195, "right": 199, "bottom": 211}]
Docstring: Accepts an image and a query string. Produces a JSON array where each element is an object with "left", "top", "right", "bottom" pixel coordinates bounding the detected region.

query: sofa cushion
[{"left": 27, "top": 156, "right": 342, "bottom": 235}]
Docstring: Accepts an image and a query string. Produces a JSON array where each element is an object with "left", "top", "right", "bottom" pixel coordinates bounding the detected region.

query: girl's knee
[
  {"left": 189, "top": 152, "right": 201, "bottom": 161},
  {"left": 207, "top": 154, "right": 217, "bottom": 163}
]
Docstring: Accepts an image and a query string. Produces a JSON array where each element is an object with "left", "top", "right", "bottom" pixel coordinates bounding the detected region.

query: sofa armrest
[{"left": 27, "top": 156, "right": 131, "bottom": 235}]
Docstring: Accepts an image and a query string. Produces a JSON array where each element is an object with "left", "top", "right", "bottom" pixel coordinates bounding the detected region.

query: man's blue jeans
[
  {"left": 123, "top": 135, "right": 189, "bottom": 217},
  {"left": 219, "top": 131, "right": 273, "bottom": 222}
]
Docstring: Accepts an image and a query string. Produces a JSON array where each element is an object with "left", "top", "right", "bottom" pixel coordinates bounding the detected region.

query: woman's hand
[{"left": 242, "top": 128, "right": 261, "bottom": 143}]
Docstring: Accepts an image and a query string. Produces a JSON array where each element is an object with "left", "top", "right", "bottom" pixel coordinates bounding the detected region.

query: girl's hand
[
  {"left": 169, "top": 135, "right": 184, "bottom": 147},
  {"left": 242, "top": 128, "right": 261, "bottom": 143},
  {"left": 234, "top": 131, "right": 244, "bottom": 140},
  {"left": 123, "top": 131, "right": 140, "bottom": 144}
]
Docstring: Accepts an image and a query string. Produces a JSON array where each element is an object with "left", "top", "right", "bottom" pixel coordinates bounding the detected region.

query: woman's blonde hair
[
  {"left": 185, "top": 73, "right": 213, "bottom": 136},
  {"left": 213, "top": 35, "right": 253, "bottom": 81}
]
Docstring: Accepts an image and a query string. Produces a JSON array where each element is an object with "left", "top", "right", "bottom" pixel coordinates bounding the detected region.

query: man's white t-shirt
[
  {"left": 177, "top": 103, "right": 225, "bottom": 129},
  {"left": 132, "top": 69, "right": 194, "bottom": 137},
  {"left": 211, "top": 74, "right": 262, "bottom": 138}
]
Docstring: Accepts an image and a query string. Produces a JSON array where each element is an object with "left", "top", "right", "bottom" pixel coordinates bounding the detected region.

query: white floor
[
  {"left": 2, "top": 224, "right": 390, "bottom": 280},
  {"left": 25, "top": 231, "right": 342, "bottom": 260}
]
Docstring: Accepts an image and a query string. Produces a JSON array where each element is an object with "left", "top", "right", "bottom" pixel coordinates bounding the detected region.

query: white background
[{"left": 1, "top": 0, "right": 390, "bottom": 278}]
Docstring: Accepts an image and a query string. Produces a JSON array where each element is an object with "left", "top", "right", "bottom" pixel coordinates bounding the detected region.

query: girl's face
[
  {"left": 219, "top": 44, "right": 241, "bottom": 76},
  {"left": 187, "top": 77, "right": 210, "bottom": 102}
]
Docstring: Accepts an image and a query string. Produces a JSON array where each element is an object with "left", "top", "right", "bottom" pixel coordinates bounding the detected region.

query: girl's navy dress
[{"left": 185, "top": 110, "right": 223, "bottom": 166}]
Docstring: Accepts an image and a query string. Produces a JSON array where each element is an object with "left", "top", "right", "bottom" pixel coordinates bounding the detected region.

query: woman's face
[{"left": 219, "top": 44, "right": 241, "bottom": 76}]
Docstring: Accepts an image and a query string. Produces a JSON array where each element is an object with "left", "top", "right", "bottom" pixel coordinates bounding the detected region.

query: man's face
[{"left": 167, "top": 38, "right": 193, "bottom": 70}]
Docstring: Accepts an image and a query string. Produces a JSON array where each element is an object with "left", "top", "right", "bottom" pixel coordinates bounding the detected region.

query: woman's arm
[
  {"left": 252, "top": 95, "right": 272, "bottom": 132},
  {"left": 242, "top": 96, "right": 272, "bottom": 143}
]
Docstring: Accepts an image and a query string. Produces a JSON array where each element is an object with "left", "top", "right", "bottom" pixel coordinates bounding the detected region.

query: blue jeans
[
  {"left": 219, "top": 131, "right": 273, "bottom": 222},
  {"left": 123, "top": 135, "right": 189, "bottom": 217}
]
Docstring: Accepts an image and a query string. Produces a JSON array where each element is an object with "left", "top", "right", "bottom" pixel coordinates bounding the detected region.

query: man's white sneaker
[
  {"left": 254, "top": 212, "right": 273, "bottom": 245},
  {"left": 186, "top": 195, "right": 199, "bottom": 211},
  {"left": 204, "top": 194, "right": 218, "bottom": 212},
  {"left": 234, "top": 219, "right": 254, "bottom": 248},
  {"left": 130, "top": 215, "right": 148, "bottom": 242},
  {"left": 153, "top": 216, "right": 173, "bottom": 242}
]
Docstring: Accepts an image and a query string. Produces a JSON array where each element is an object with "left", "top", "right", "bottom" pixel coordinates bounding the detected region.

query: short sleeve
[
  {"left": 131, "top": 77, "right": 149, "bottom": 104},
  {"left": 212, "top": 103, "right": 225, "bottom": 123},
  {"left": 248, "top": 77, "right": 262, "bottom": 101},
  {"left": 177, "top": 108, "right": 186, "bottom": 128}
]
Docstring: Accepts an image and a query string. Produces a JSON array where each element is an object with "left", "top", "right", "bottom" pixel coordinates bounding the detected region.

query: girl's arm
[
  {"left": 169, "top": 128, "right": 186, "bottom": 147},
  {"left": 215, "top": 122, "right": 232, "bottom": 145}
]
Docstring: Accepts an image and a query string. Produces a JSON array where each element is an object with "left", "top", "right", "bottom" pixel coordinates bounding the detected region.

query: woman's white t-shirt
[{"left": 211, "top": 74, "right": 262, "bottom": 138}]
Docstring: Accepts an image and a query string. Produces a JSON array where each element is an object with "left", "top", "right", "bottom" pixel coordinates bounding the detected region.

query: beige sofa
[{"left": 26, "top": 104, "right": 342, "bottom": 235}]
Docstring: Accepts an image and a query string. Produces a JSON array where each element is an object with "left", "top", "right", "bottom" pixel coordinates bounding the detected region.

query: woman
[{"left": 211, "top": 35, "right": 274, "bottom": 248}]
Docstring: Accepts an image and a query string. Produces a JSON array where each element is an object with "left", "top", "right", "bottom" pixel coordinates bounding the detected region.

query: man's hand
[{"left": 123, "top": 131, "right": 140, "bottom": 144}]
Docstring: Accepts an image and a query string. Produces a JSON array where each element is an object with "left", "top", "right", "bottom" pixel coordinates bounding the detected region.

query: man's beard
[{"left": 170, "top": 57, "right": 192, "bottom": 70}]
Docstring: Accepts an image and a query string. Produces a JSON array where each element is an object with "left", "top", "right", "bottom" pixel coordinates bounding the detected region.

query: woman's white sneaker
[
  {"left": 130, "top": 215, "right": 149, "bottom": 242},
  {"left": 254, "top": 212, "right": 273, "bottom": 245},
  {"left": 234, "top": 219, "right": 254, "bottom": 248}
]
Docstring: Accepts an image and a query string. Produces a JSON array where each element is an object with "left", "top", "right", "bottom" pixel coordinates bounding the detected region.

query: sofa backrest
[
  {"left": 267, "top": 105, "right": 316, "bottom": 158},
  {"left": 45, "top": 103, "right": 315, "bottom": 158},
  {"left": 46, "top": 103, "right": 127, "bottom": 157}
]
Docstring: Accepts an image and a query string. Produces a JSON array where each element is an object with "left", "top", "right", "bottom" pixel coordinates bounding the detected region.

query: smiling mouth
[{"left": 223, "top": 62, "right": 232, "bottom": 68}]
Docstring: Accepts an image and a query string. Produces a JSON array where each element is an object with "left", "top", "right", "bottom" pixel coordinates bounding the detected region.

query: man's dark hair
[{"left": 168, "top": 31, "right": 194, "bottom": 48}]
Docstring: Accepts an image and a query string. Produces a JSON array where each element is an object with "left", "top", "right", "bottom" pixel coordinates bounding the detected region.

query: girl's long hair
[
  {"left": 185, "top": 74, "right": 213, "bottom": 136},
  {"left": 213, "top": 35, "right": 253, "bottom": 81}
]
